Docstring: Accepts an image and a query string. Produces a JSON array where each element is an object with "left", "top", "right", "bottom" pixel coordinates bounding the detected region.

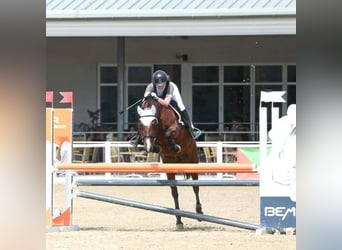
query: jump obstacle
[
  {"left": 55, "top": 162, "right": 261, "bottom": 231},
  {"left": 46, "top": 91, "right": 261, "bottom": 232}
]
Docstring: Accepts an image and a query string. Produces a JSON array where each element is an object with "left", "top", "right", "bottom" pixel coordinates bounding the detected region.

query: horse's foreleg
[
  {"left": 167, "top": 173, "right": 183, "bottom": 228},
  {"left": 191, "top": 174, "right": 203, "bottom": 218},
  {"left": 165, "top": 129, "right": 181, "bottom": 153}
]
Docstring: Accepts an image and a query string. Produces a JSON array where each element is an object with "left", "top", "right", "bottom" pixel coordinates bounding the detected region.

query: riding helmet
[{"left": 152, "top": 70, "right": 168, "bottom": 85}]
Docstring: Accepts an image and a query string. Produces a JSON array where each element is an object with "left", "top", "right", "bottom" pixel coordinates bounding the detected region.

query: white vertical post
[
  {"left": 271, "top": 106, "right": 279, "bottom": 130},
  {"left": 64, "top": 109, "right": 73, "bottom": 218},
  {"left": 216, "top": 141, "right": 223, "bottom": 178},
  {"left": 216, "top": 141, "right": 223, "bottom": 163},
  {"left": 104, "top": 141, "right": 111, "bottom": 178},
  {"left": 104, "top": 141, "right": 111, "bottom": 163},
  {"left": 259, "top": 107, "right": 267, "bottom": 180}
]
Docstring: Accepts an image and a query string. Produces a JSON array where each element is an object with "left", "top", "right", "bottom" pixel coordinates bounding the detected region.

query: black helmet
[{"left": 152, "top": 70, "right": 167, "bottom": 86}]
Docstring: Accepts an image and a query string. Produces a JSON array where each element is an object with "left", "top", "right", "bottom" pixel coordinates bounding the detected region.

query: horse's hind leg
[
  {"left": 167, "top": 173, "right": 183, "bottom": 229},
  {"left": 191, "top": 174, "right": 203, "bottom": 219}
]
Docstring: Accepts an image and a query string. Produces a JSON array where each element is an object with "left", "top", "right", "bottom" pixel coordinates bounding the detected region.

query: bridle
[{"left": 137, "top": 100, "right": 159, "bottom": 141}]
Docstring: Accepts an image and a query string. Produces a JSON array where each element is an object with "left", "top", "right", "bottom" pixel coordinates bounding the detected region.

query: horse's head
[{"left": 137, "top": 96, "right": 160, "bottom": 153}]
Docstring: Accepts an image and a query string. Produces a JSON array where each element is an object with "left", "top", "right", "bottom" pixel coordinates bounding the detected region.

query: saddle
[{"left": 168, "top": 103, "right": 184, "bottom": 126}]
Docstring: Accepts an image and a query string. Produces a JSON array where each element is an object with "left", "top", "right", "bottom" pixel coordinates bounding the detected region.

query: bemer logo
[{"left": 264, "top": 207, "right": 296, "bottom": 221}]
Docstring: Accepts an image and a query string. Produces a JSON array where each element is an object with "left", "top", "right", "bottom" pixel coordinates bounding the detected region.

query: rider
[{"left": 130, "top": 70, "right": 201, "bottom": 147}]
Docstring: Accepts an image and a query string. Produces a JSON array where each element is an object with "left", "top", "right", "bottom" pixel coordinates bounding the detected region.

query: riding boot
[
  {"left": 181, "top": 110, "right": 202, "bottom": 139},
  {"left": 129, "top": 134, "right": 142, "bottom": 147}
]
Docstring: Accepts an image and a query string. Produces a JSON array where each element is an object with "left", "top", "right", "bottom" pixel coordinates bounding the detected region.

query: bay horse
[{"left": 137, "top": 95, "right": 203, "bottom": 229}]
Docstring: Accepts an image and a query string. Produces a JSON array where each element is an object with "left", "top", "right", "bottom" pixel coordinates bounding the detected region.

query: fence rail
[{"left": 69, "top": 141, "right": 268, "bottom": 164}]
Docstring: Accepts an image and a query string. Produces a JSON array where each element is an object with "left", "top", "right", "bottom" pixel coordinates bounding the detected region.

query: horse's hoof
[
  {"left": 176, "top": 223, "right": 184, "bottom": 230},
  {"left": 175, "top": 144, "right": 181, "bottom": 153},
  {"left": 196, "top": 206, "right": 203, "bottom": 221},
  {"left": 170, "top": 144, "right": 181, "bottom": 153},
  {"left": 196, "top": 205, "right": 203, "bottom": 214}
]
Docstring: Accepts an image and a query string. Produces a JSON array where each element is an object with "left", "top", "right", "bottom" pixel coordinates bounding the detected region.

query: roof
[
  {"left": 46, "top": 0, "right": 296, "bottom": 19},
  {"left": 46, "top": 0, "right": 296, "bottom": 37}
]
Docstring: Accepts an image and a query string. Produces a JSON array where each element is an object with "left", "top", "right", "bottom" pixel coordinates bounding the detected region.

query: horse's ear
[
  {"left": 151, "top": 105, "right": 156, "bottom": 115},
  {"left": 137, "top": 105, "right": 143, "bottom": 116}
]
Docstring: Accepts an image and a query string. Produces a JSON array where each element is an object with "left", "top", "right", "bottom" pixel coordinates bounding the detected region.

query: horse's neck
[
  {"left": 158, "top": 105, "right": 178, "bottom": 127},
  {"left": 144, "top": 100, "right": 177, "bottom": 127}
]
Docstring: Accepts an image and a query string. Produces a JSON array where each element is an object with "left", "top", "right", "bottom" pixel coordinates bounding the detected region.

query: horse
[{"left": 137, "top": 95, "right": 203, "bottom": 229}]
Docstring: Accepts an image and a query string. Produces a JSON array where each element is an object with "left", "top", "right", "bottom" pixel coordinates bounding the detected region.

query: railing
[
  {"left": 73, "top": 130, "right": 260, "bottom": 142},
  {"left": 71, "top": 140, "right": 265, "bottom": 164}
]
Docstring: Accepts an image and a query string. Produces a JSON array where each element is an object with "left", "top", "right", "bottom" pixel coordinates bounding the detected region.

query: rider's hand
[{"left": 151, "top": 92, "right": 159, "bottom": 100}]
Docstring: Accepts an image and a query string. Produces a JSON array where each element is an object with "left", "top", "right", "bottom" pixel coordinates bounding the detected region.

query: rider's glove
[{"left": 151, "top": 92, "right": 159, "bottom": 100}]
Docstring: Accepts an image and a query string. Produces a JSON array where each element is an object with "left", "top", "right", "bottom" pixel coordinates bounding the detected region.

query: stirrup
[{"left": 191, "top": 128, "right": 202, "bottom": 140}]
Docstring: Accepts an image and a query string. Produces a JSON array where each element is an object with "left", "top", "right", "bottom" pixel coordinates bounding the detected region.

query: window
[
  {"left": 97, "top": 63, "right": 296, "bottom": 140},
  {"left": 100, "top": 86, "right": 117, "bottom": 124},
  {"left": 192, "top": 66, "right": 219, "bottom": 131},
  {"left": 287, "top": 65, "right": 296, "bottom": 82},
  {"left": 128, "top": 66, "right": 151, "bottom": 83},
  {"left": 193, "top": 85, "right": 219, "bottom": 131},
  {"left": 255, "top": 65, "right": 282, "bottom": 83},
  {"left": 99, "top": 65, "right": 118, "bottom": 126},
  {"left": 192, "top": 66, "right": 219, "bottom": 83},
  {"left": 224, "top": 66, "right": 250, "bottom": 83},
  {"left": 100, "top": 66, "right": 117, "bottom": 83},
  {"left": 223, "top": 85, "right": 250, "bottom": 125}
]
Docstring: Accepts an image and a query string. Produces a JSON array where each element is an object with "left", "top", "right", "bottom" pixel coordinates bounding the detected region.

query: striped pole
[{"left": 58, "top": 162, "right": 255, "bottom": 173}]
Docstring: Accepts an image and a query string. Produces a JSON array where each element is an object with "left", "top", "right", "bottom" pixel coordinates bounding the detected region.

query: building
[{"left": 46, "top": 0, "right": 296, "bottom": 140}]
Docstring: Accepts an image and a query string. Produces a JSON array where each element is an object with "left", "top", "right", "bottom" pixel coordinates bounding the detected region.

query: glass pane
[
  {"left": 255, "top": 65, "right": 282, "bottom": 82},
  {"left": 287, "top": 65, "right": 296, "bottom": 82},
  {"left": 193, "top": 86, "right": 219, "bottom": 131},
  {"left": 100, "top": 86, "right": 117, "bottom": 123},
  {"left": 128, "top": 66, "right": 151, "bottom": 83},
  {"left": 128, "top": 86, "right": 147, "bottom": 125},
  {"left": 287, "top": 85, "right": 296, "bottom": 105},
  {"left": 192, "top": 66, "right": 219, "bottom": 83},
  {"left": 224, "top": 85, "right": 250, "bottom": 122},
  {"left": 100, "top": 66, "right": 117, "bottom": 83},
  {"left": 224, "top": 66, "right": 250, "bottom": 83}
]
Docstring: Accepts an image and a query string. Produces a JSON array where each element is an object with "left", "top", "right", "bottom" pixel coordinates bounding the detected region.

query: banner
[
  {"left": 52, "top": 108, "right": 73, "bottom": 226},
  {"left": 259, "top": 104, "right": 296, "bottom": 229},
  {"left": 46, "top": 108, "right": 53, "bottom": 226}
]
